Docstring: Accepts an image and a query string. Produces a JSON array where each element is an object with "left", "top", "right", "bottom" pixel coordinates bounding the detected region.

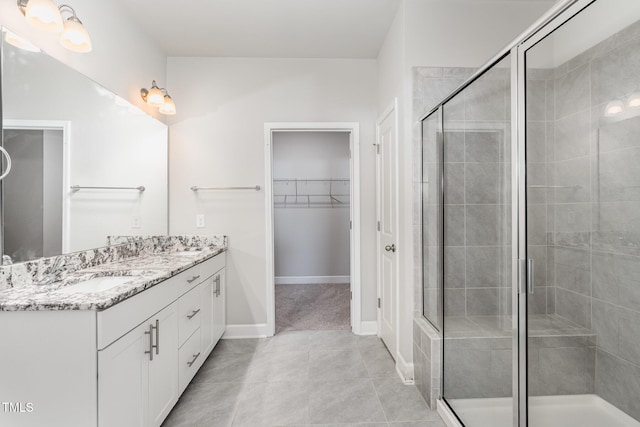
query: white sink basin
[{"left": 53, "top": 276, "right": 132, "bottom": 295}]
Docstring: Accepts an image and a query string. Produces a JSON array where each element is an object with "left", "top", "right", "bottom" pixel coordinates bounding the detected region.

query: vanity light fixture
[
  {"left": 627, "top": 91, "right": 640, "bottom": 108},
  {"left": 58, "top": 5, "right": 92, "bottom": 53},
  {"left": 141, "top": 81, "right": 177, "bottom": 115},
  {"left": 604, "top": 99, "right": 624, "bottom": 117},
  {"left": 3, "top": 29, "right": 41, "bottom": 52},
  {"left": 17, "top": 0, "right": 92, "bottom": 53},
  {"left": 17, "top": 0, "right": 63, "bottom": 32}
]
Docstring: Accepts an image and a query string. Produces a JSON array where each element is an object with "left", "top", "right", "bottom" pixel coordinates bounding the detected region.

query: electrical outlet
[
  {"left": 196, "top": 214, "right": 205, "bottom": 228},
  {"left": 132, "top": 216, "right": 141, "bottom": 229}
]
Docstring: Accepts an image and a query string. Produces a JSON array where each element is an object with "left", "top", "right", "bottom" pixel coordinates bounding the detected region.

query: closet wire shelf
[{"left": 273, "top": 179, "right": 350, "bottom": 208}]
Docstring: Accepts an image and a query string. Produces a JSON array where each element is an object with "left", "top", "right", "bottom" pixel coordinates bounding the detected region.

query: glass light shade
[
  {"left": 60, "top": 18, "right": 92, "bottom": 53},
  {"left": 4, "top": 30, "right": 41, "bottom": 52},
  {"left": 627, "top": 92, "right": 640, "bottom": 108},
  {"left": 24, "top": 0, "right": 63, "bottom": 33},
  {"left": 605, "top": 100, "right": 624, "bottom": 117},
  {"left": 146, "top": 85, "right": 165, "bottom": 107},
  {"left": 159, "top": 95, "right": 177, "bottom": 115}
]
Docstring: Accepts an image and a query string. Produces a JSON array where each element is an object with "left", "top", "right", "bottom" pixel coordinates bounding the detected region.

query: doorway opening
[
  {"left": 264, "top": 123, "right": 361, "bottom": 336},
  {"left": 1, "top": 120, "right": 70, "bottom": 264}
]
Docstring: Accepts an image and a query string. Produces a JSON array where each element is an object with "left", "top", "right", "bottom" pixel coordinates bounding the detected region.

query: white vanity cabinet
[
  {"left": 98, "top": 302, "right": 178, "bottom": 427},
  {"left": 0, "top": 251, "right": 226, "bottom": 427}
]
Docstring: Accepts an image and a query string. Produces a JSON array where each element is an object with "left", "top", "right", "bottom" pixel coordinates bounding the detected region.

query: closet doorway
[{"left": 265, "top": 123, "right": 361, "bottom": 336}]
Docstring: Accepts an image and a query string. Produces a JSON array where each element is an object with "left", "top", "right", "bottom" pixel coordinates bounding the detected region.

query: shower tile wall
[
  {"left": 414, "top": 18, "right": 640, "bottom": 419},
  {"left": 530, "top": 19, "right": 640, "bottom": 419}
]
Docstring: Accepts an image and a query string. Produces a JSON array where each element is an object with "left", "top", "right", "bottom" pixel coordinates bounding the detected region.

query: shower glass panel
[
  {"left": 422, "top": 109, "right": 443, "bottom": 330},
  {"left": 525, "top": 1, "right": 640, "bottom": 425},
  {"left": 441, "top": 55, "right": 513, "bottom": 427}
]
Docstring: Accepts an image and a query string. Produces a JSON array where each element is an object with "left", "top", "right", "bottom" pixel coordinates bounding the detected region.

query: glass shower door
[
  {"left": 440, "top": 54, "right": 514, "bottom": 427},
  {"left": 522, "top": 1, "right": 640, "bottom": 426}
]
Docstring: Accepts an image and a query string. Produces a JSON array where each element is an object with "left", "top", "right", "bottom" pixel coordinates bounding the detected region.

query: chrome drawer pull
[
  {"left": 215, "top": 275, "right": 221, "bottom": 297},
  {"left": 187, "top": 309, "right": 201, "bottom": 320},
  {"left": 187, "top": 352, "right": 201, "bottom": 367},
  {"left": 187, "top": 275, "right": 201, "bottom": 284},
  {"left": 144, "top": 322, "right": 156, "bottom": 361},
  {"left": 155, "top": 319, "right": 160, "bottom": 355}
]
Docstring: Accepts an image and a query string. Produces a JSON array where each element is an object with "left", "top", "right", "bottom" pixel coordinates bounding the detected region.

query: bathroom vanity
[{"left": 0, "top": 237, "right": 226, "bottom": 427}]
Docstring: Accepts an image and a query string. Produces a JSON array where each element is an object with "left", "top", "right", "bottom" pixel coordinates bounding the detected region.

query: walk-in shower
[{"left": 420, "top": 0, "right": 640, "bottom": 426}]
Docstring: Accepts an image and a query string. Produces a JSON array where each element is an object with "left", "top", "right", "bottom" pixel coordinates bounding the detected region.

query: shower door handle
[{"left": 527, "top": 259, "right": 534, "bottom": 294}]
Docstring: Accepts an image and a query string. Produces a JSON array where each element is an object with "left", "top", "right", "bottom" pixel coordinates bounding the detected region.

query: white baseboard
[
  {"left": 222, "top": 323, "right": 271, "bottom": 339},
  {"left": 357, "top": 321, "right": 378, "bottom": 335},
  {"left": 437, "top": 399, "right": 463, "bottom": 427},
  {"left": 396, "top": 351, "right": 415, "bottom": 385},
  {"left": 275, "top": 276, "right": 350, "bottom": 285}
]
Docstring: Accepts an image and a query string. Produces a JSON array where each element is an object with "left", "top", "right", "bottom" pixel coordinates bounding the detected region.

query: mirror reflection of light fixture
[
  {"left": 17, "top": 0, "right": 63, "bottom": 33},
  {"left": 604, "top": 99, "right": 624, "bottom": 117},
  {"left": 627, "top": 91, "right": 640, "bottom": 108},
  {"left": 58, "top": 5, "right": 92, "bottom": 53},
  {"left": 141, "top": 81, "right": 177, "bottom": 115},
  {"left": 17, "top": 0, "right": 92, "bottom": 53},
  {"left": 3, "top": 29, "right": 41, "bottom": 52},
  {"left": 159, "top": 95, "right": 177, "bottom": 115}
]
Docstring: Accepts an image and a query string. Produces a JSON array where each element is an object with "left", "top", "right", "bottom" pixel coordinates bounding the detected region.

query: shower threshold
[{"left": 448, "top": 394, "right": 640, "bottom": 427}]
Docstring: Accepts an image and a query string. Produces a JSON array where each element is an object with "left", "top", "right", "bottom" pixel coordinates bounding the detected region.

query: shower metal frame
[{"left": 418, "top": 0, "right": 601, "bottom": 426}]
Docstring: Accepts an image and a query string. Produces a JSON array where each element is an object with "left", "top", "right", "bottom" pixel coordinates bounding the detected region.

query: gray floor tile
[
  {"left": 309, "top": 378, "right": 386, "bottom": 424},
  {"left": 309, "top": 330, "right": 359, "bottom": 350},
  {"left": 388, "top": 421, "right": 446, "bottom": 427},
  {"left": 215, "top": 338, "right": 265, "bottom": 354},
  {"left": 161, "top": 382, "right": 241, "bottom": 427},
  {"left": 192, "top": 351, "right": 255, "bottom": 383},
  {"left": 361, "top": 345, "right": 397, "bottom": 379},
  {"left": 231, "top": 381, "right": 309, "bottom": 427},
  {"left": 309, "top": 349, "right": 369, "bottom": 381},
  {"left": 261, "top": 330, "right": 311, "bottom": 353},
  {"left": 245, "top": 350, "right": 309, "bottom": 382},
  {"left": 373, "top": 378, "right": 435, "bottom": 422}
]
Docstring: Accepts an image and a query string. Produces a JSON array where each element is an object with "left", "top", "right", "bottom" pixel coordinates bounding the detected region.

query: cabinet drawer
[
  {"left": 199, "top": 253, "right": 225, "bottom": 282},
  {"left": 177, "top": 262, "right": 205, "bottom": 296},
  {"left": 178, "top": 329, "right": 202, "bottom": 394},
  {"left": 178, "top": 285, "right": 202, "bottom": 346}
]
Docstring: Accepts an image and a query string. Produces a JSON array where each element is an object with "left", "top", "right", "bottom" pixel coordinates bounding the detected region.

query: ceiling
[{"left": 117, "top": 0, "right": 402, "bottom": 58}]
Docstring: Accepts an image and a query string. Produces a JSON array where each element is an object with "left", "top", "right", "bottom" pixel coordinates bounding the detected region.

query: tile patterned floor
[{"left": 162, "top": 330, "right": 446, "bottom": 427}]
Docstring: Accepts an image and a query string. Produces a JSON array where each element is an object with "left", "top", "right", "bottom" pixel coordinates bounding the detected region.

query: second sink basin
[{"left": 53, "top": 276, "right": 133, "bottom": 295}]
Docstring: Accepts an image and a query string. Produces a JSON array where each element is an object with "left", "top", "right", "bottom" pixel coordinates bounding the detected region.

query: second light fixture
[
  {"left": 141, "top": 81, "right": 177, "bottom": 115},
  {"left": 17, "top": 0, "right": 92, "bottom": 53}
]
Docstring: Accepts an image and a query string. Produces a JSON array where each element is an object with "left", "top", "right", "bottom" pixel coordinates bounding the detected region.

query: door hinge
[
  {"left": 376, "top": 143, "right": 380, "bottom": 154},
  {"left": 377, "top": 221, "right": 381, "bottom": 231},
  {"left": 350, "top": 220, "right": 352, "bottom": 230},
  {"left": 350, "top": 291, "right": 353, "bottom": 300},
  {"left": 378, "top": 297, "right": 381, "bottom": 308}
]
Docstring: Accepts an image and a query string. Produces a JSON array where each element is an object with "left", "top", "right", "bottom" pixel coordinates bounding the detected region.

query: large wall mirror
[{"left": 0, "top": 27, "right": 168, "bottom": 264}]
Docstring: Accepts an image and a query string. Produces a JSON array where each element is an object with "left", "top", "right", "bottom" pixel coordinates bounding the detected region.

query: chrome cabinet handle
[
  {"left": 187, "top": 275, "right": 201, "bottom": 284},
  {"left": 187, "top": 352, "right": 201, "bottom": 367},
  {"left": 154, "top": 319, "right": 159, "bottom": 355},
  {"left": 214, "top": 275, "right": 221, "bottom": 297},
  {"left": 144, "top": 323, "right": 155, "bottom": 361},
  {"left": 384, "top": 244, "right": 396, "bottom": 253},
  {"left": 187, "top": 309, "right": 201, "bottom": 320}
]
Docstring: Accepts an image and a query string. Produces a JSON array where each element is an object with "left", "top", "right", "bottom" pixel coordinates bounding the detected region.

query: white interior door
[{"left": 377, "top": 100, "right": 398, "bottom": 358}]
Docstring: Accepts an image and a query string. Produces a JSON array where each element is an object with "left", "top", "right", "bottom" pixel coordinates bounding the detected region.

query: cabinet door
[
  {"left": 212, "top": 269, "right": 226, "bottom": 343},
  {"left": 98, "top": 322, "right": 149, "bottom": 427},
  {"left": 148, "top": 302, "right": 179, "bottom": 427},
  {"left": 200, "top": 276, "right": 215, "bottom": 357}
]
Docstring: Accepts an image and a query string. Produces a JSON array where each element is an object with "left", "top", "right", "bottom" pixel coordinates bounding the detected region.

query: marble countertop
[{"left": 0, "top": 246, "right": 226, "bottom": 312}]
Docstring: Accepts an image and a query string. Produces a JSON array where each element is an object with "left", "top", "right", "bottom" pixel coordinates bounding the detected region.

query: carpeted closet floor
[{"left": 275, "top": 283, "right": 351, "bottom": 333}]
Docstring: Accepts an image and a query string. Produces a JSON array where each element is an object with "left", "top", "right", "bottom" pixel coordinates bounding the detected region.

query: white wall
[
  {"left": 0, "top": 0, "right": 167, "bottom": 118},
  {"left": 376, "top": 0, "right": 555, "bottom": 377},
  {"left": 167, "top": 57, "right": 377, "bottom": 333},
  {"left": 273, "top": 131, "right": 350, "bottom": 282}
]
